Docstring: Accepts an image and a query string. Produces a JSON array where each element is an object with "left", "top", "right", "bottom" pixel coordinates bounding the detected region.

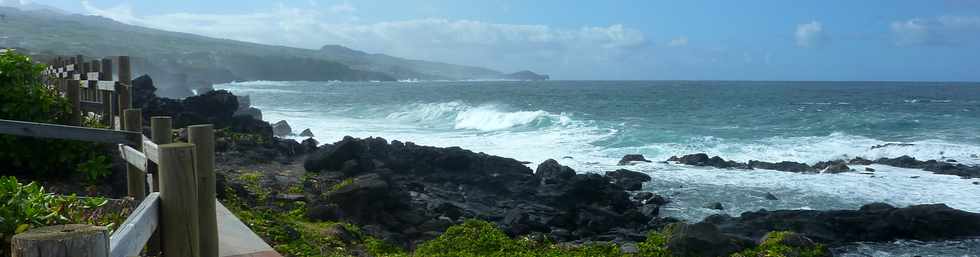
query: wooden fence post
[
  {"left": 11, "top": 224, "right": 109, "bottom": 257},
  {"left": 67, "top": 80, "right": 81, "bottom": 126},
  {"left": 100, "top": 59, "right": 113, "bottom": 128},
  {"left": 150, "top": 116, "right": 172, "bottom": 192},
  {"left": 124, "top": 109, "right": 145, "bottom": 200},
  {"left": 89, "top": 60, "right": 100, "bottom": 102},
  {"left": 158, "top": 142, "right": 201, "bottom": 257},
  {"left": 118, "top": 56, "right": 132, "bottom": 115},
  {"left": 147, "top": 116, "right": 172, "bottom": 255},
  {"left": 189, "top": 124, "right": 217, "bottom": 257}
]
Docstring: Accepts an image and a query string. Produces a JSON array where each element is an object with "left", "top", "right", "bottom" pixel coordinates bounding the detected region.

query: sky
[{"left": 10, "top": 0, "right": 980, "bottom": 81}]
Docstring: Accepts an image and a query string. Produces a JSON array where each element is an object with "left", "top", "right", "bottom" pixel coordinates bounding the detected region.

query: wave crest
[{"left": 385, "top": 101, "right": 571, "bottom": 131}]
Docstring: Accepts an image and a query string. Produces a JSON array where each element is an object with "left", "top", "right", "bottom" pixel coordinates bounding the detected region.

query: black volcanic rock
[
  {"left": 302, "top": 137, "right": 664, "bottom": 246},
  {"left": 605, "top": 169, "right": 651, "bottom": 191},
  {"left": 665, "top": 222, "right": 755, "bottom": 257},
  {"left": 272, "top": 120, "right": 292, "bottom": 137},
  {"left": 535, "top": 159, "right": 576, "bottom": 184},
  {"left": 668, "top": 154, "right": 752, "bottom": 170},
  {"left": 619, "top": 154, "right": 652, "bottom": 165},
  {"left": 703, "top": 203, "right": 980, "bottom": 244},
  {"left": 665, "top": 153, "right": 979, "bottom": 178},
  {"left": 874, "top": 155, "right": 980, "bottom": 178},
  {"left": 299, "top": 128, "right": 315, "bottom": 137}
]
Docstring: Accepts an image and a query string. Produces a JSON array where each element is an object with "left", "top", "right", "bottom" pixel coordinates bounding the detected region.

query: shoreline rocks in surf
[
  {"left": 703, "top": 202, "right": 980, "bottom": 244},
  {"left": 302, "top": 136, "right": 671, "bottom": 246},
  {"left": 663, "top": 153, "right": 980, "bottom": 179}
]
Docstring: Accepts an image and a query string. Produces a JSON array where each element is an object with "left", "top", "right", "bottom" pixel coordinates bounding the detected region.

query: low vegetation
[
  {"left": 0, "top": 176, "right": 131, "bottom": 256},
  {"left": 0, "top": 50, "right": 112, "bottom": 183},
  {"left": 221, "top": 170, "right": 829, "bottom": 257}
]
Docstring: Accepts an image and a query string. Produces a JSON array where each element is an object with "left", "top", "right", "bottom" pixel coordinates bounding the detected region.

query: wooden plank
[
  {"left": 108, "top": 192, "right": 159, "bottom": 257},
  {"left": 67, "top": 80, "right": 81, "bottom": 126},
  {"left": 0, "top": 119, "right": 141, "bottom": 145},
  {"left": 142, "top": 140, "right": 160, "bottom": 163},
  {"left": 80, "top": 101, "right": 103, "bottom": 113},
  {"left": 97, "top": 81, "right": 116, "bottom": 91},
  {"left": 101, "top": 90, "right": 113, "bottom": 127},
  {"left": 123, "top": 109, "right": 145, "bottom": 200},
  {"left": 189, "top": 125, "right": 218, "bottom": 257},
  {"left": 101, "top": 59, "right": 113, "bottom": 81},
  {"left": 158, "top": 143, "right": 201, "bottom": 257},
  {"left": 118, "top": 144, "right": 147, "bottom": 171}
]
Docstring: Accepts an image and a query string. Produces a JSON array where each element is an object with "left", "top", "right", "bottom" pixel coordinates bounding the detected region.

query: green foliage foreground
[
  {"left": 0, "top": 50, "right": 111, "bottom": 182},
  {"left": 0, "top": 176, "right": 129, "bottom": 256}
]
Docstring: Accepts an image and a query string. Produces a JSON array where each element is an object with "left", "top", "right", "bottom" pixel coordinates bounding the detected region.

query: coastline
[{"left": 203, "top": 82, "right": 980, "bottom": 255}]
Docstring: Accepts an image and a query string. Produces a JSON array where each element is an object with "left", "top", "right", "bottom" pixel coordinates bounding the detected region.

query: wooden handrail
[
  {"left": 118, "top": 144, "right": 148, "bottom": 171},
  {"left": 109, "top": 192, "right": 160, "bottom": 257},
  {"left": 0, "top": 119, "right": 141, "bottom": 145}
]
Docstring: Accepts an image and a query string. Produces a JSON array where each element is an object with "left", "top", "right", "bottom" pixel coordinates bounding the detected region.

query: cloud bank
[
  {"left": 81, "top": 1, "right": 649, "bottom": 78},
  {"left": 891, "top": 16, "right": 980, "bottom": 46}
]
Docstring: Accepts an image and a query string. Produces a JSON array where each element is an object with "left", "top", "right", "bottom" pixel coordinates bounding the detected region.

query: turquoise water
[{"left": 218, "top": 80, "right": 980, "bottom": 256}]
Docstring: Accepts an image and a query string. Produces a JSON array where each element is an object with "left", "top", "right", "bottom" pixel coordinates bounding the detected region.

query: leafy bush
[
  {"left": 223, "top": 184, "right": 405, "bottom": 257},
  {"left": 0, "top": 50, "right": 112, "bottom": 180},
  {"left": 414, "top": 219, "right": 623, "bottom": 257},
  {"left": 0, "top": 176, "right": 127, "bottom": 256},
  {"left": 732, "top": 231, "right": 829, "bottom": 257},
  {"left": 77, "top": 155, "right": 112, "bottom": 185}
]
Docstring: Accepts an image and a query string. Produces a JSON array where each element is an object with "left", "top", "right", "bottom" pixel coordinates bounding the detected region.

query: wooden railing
[
  {"left": 4, "top": 55, "right": 218, "bottom": 257},
  {"left": 40, "top": 55, "right": 131, "bottom": 128}
]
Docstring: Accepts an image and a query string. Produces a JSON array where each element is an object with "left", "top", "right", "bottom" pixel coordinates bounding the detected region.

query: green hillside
[{"left": 0, "top": 7, "right": 508, "bottom": 97}]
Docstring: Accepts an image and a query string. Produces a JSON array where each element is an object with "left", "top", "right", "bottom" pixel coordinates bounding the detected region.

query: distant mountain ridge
[{"left": 0, "top": 6, "right": 548, "bottom": 97}]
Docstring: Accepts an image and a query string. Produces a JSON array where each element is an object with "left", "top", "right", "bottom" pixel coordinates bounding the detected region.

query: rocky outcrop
[
  {"left": 232, "top": 95, "right": 262, "bottom": 120},
  {"left": 873, "top": 155, "right": 980, "bottom": 178},
  {"left": 535, "top": 159, "right": 576, "bottom": 184},
  {"left": 667, "top": 153, "right": 979, "bottom": 178},
  {"left": 618, "top": 154, "right": 652, "bottom": 165},
  {"left": 703, "top": 203, "right": 980, "bottom": 244},
  {"left": 871, "top": 143, "right": 915, "bottom": 149},
  {"left": 273, "top": 120, "right": 292, "bottom": 137},
  {"left": 299, "top": 128, "right": 314, "bottom": 137},
  {"left": 664, "top": 223, "right": 754, "bottom": 257},
  {"left": 605, "top": 169, "right": 651, "bottom": 191},
  {"left": 302, "top": 136, "right": 667, "bottom": 246}
]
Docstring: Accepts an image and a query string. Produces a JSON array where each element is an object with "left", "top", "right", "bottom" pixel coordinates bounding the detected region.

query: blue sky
[{"left": 13, "top": 0, "right": 980, "bottom": 81}]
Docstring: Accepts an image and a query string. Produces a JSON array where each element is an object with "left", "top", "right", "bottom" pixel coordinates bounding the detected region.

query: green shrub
[
  {"left": 731, "top": 231, "right": 829, "bottom": 257},
  {"left": 0, "top": 50, "right": 112, "bottom": 179},
  {"left": 77, "top": 155, "right": 112, "bottom": 185},
  {"left": 0, "top": 176, "right": 123, "bottom": 256},
  {"left": 637, "top": 228, "right": 672, "bottom": 257},
  {"left": 415, "top": 219, "right": 624, "bottom": 257}
]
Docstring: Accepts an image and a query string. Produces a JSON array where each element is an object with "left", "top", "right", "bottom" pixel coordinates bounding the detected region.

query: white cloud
[
  {"left": 795, "top": 21, "right": 827, "bottom": 47},
  {"left": 80, "top": 2, "right": 649, "bottom": 76},
  {"left": 328, "top": 2, "right": 356, "bottom": 14},
  {"left": 18, "top": 0, "right": 29, "bottom": 5},
  {"left": 891, "top": 16, "right": 980, "bottom": 46},
  {"left": 81, "top": 1, "right": 139, "bottom": 24},
  {"left": 668, "top": 37, "right": 688, "bottom": 47}
]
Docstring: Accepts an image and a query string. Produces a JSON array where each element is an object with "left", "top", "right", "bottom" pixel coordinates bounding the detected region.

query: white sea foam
[
  {"left": 385, "top": 102, "right": 573, "bottom": 131},
  {"left": 218, "top": 80, "right": 300, "bottom": 87}
]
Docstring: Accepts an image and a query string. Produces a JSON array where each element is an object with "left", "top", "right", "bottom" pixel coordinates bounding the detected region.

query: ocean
[{"left": 217, "top": 80, "right": 980, "bottom": 256}]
